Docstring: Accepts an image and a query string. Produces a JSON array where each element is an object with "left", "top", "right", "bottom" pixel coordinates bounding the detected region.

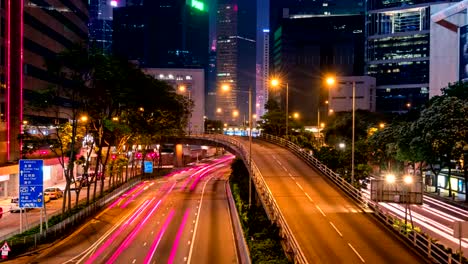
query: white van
[{"left": 9, "top": 198, "right": 32, "bottom": 213}]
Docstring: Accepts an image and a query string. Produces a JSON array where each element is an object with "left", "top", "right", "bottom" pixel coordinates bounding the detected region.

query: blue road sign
[
  {"left": 144, "top": 161, "right": 153, "bottom": 173},
  {"left": 19, "top": 160, "right": 44, "bottom": 208}
]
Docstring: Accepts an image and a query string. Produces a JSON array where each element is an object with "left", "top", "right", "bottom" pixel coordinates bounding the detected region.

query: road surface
[
  {"left": 248, "top": 138, "right": 425, "bottom": 263},
  {"left": 7, "top": 155, "right": 239, "bottom": 264}
]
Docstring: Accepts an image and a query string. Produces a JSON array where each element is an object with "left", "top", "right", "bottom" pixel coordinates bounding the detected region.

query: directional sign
[
  {"left": 19, "top": 160, "right": 44, "bottom": 208},
  {"left": 144, "top": 161, "right": 153, "bottom": 173}
]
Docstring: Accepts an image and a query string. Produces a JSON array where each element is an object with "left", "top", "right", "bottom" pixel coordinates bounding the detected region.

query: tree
[
  {"left": 416, "top": 96, "right": 468, "bottom": 197},
  {"left": 259, "top": 99, "right": 286, "bottom": 136},
  {"left": 441, "top": 81, "right": 468, "bottom": 100},
  {"left": 367, "top": 124, "right": 399, "bottom": 174}
]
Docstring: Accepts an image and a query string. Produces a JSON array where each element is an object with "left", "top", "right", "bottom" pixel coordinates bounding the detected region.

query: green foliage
[
  {"left": 229, "top": 158, "right": 291, "bottom": 264},
  {"left": 441, "top": 81, "right": 468, "bottom": 101},
  {"left": 260, "top": 99, "right": 286, "bottom": 136}
]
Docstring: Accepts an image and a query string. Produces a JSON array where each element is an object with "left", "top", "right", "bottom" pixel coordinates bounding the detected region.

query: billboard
[{"left": 370, "top": 178, "right": 423, "bottom": 204}]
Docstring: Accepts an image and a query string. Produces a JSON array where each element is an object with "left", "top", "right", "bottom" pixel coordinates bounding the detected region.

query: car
[
  {"left": 76, "top": 175, "right": 90, "bottom": 187},
  {"left": 89, "top": 171, "right": 105, "bottom": 180},
  {"left": 9, "top": 198, "right": 32, "bottom": 213},
  {"left": 44, "top": 193, "right": 51, "bottom": 203},
  {"left": 44, "top": 187, "right": 63, "bottom": 199}
]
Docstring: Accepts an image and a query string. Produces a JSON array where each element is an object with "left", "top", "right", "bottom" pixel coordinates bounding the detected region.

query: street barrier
[{"left": 225, "top": 182, "right": 252, "bottom": 264}]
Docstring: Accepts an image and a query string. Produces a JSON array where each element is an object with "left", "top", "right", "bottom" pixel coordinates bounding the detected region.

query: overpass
[{"left": 168, "top": 133, "right": 458, "bottom": 264}]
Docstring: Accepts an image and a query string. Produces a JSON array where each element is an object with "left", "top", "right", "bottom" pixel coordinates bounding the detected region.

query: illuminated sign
[{"left": 191, "top": 0, "right": 205, "bottom": 11}]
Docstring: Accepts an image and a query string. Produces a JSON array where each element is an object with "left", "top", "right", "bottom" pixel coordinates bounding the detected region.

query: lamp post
[
  {"left": 248, "top": 85, "right": 252, "bottom": 208},
  {"left": 271, "top": 79, "right": 289, "bottom": 136},
  {"left": 326, "top": 76, "right": 356, "bottom": 186}
]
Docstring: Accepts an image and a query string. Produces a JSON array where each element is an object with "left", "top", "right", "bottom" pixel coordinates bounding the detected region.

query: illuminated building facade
[
  {"left": 215, "top": 0, "right": 256, "bottom": 126},
  {"left": 268, "top": 1, "right": 364, "bottom": 126},
  {"left": 0, "top": 0, "right": 88, "bottom": 164},
  {"left": 271, "top": 14, "right": 365, "bottom": 125},
  {"left": 89, "top": 0, "right": 117, "bottom": 54},
  {"left": 0, "top": 1, "right": 88, "bottom": 198},
  {"left": 366, "top": 0, "right": 451, "bottom": 113}
]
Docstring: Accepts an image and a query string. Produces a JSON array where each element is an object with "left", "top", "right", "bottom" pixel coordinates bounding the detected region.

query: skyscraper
[
  {"left": 1, "top": 1, "right": 88, "bottom": 163},
  {"left": 255, "top": 0, "right": 269, "bottom": 121},
  {"left": 89, "top": 0, "right": 117, "bottom": 54},
  {"left": 113, "top": 0, "right": 209, "bottom": 68},
  {"left": 366, "top": 0, "right": 449, "bottom": 113},
  {"left": 269, "top": 2, "right": 365, "bottom": 125},
  {"left": 215, "top": 0, "right": 256, "bottom": 126}
]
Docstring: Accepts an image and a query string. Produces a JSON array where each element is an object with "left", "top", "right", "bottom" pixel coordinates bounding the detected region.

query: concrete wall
[
  {"left": 429, "top": 3, "right": 466, "bottom": 98},
  {"left": 328, "top": 76, "right": 376, "bottom": 113}
]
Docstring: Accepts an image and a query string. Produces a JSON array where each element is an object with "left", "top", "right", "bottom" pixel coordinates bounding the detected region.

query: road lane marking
[
  {"left": 295, "top": 182, "right": 303, "bottom": 191},
  {"left": 305, "top": 193, "right": 314, "bottom": 203},
  {"left": 348, "top": 243, "right": 365, "bottom": 263},
  {"left": 329, "top": 222, "right": 343, "bottom": 237},
  {"left": 316, "top": 205, "right": 326, "bottom": 217},
  {"left": 187, "top": 175, "right": 216, "bottom": 264}
]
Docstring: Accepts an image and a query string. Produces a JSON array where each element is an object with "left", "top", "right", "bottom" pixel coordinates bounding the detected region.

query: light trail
[
  {"left": 143, "top": 210, "right": 176, "bottom": 264},
  {"left": 363, "top": 187, "right": 468, "bottom": 252},
  {"left": 423, "top": 195, "right": 468, "bottom": 218},
  {"left": 168, "top": 209, "right": 191, "bottom": 264},
  {"left": 105, "top": 199, "right": 163, "bottom": 264},
  {"left": 85, "top": 199, "right": 152, "bottom": 264},
  {"left": 189, "top": 156, "right": 234, "bottom": 191},
  {"left": 108, "top": 182, "right": 147, "bottom": 209},
  {"left": 379, "top": 202, "right": 468, "bottom": 247}
]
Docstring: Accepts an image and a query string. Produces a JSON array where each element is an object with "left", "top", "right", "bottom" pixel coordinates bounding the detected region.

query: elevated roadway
[{"left": 245, "top": 138, "right": 424, "bottom": 263}]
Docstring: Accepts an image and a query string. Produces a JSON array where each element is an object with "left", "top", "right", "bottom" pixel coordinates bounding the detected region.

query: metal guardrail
[
  {"left": 226, "top": 181, "right": 252, "bottom": 264},
  {"left": 259, "top": 133, "right": 461, "bottom": 264}
]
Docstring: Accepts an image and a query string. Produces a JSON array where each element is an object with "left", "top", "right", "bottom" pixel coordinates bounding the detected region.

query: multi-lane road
[
  {"left": 247, "top": 138, "right": 425, "bottom": 263},
  {"left": 8, "top": 155, "right": 240, "bottom": 264}
]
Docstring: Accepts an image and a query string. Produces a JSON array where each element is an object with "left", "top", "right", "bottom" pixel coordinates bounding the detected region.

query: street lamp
[
  {"left": 403, "top": 175, "right": 414, "bottom": 227},
  {"left": 326, "top": 76, "right": 356, "bottom": 186},
  {"left": 270, "top": 78, "right": 289, "bottom": 136}
]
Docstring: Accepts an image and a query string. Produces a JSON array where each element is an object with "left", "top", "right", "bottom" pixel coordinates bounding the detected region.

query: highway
[
  {"left": 248, "top": 138, "right": 425, "bottom": 263},
  {"left": 8, "top": 155, "right": 239, "bottom": 264}
]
